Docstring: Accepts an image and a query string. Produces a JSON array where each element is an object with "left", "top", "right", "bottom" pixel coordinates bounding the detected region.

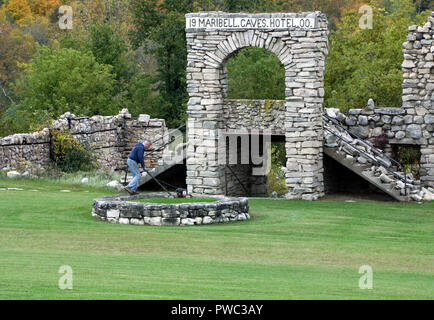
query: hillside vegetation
[{"left": 0, "top": 0, "right": 432, "bottom": 136}]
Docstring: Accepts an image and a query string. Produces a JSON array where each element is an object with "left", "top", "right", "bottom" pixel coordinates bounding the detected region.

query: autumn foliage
[
  {"left": 6, "top": 0, "right": 31, "bottom": 24},
  {"left": 4, "top": 0, "right": 59, "bottom": 25},
  {"left": 30, "top": 0, "right": 61, "bottom": 16},
  {"left": 0, "top": 0, "right": 433, "bottom": 137}
]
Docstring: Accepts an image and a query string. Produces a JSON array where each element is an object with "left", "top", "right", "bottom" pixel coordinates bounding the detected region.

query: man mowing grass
[{"left": 124, "top": 140, "right": 151, "bottom": 195}]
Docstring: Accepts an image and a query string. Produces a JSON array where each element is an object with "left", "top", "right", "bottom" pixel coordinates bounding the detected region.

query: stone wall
[
  {"left": 0, "top": 129, "right": 51, "bottom": 170},
  {"left": 124, "top": 115, "right": 168, "bottom": 170},
  {"left": 223, "top": 99, "right": 285, "bottom": 132},
  {"left": 92, "top": 193, "right": 250, "bottom": 226},
  {"left": 186, "top": 12, "right": 329, "bottom": 200},
  {"left": 0, "top": 109, "right": 168, "bottom": 173},
  {"left": 325, "top": 104, "right": 425, "bottom": 143}
]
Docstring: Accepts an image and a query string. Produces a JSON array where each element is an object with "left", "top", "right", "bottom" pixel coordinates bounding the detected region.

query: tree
[
  {"left": 102, "top": 0, "right": 135, "bottom": 38},
  {"left": 67, "top": 0, "right": 134, "bottom": 39},
  {"left": 412, "top": 0, "right": 434, "bottom": 13},
  {"left": 0, "top": 22, "right": 35, "bottom": 84},
  {"left": 87, "top": 23, "right": 142, "bottom": 114},
  {"left": 147, "top": 10, "right": 188, "bottom": 127},
  {"left": 88, "top": 23, "right": 132, "bottom": 83},
  {"left": 6, "top": 0, "right": 32, "bottom": 25},
  {"left": 123, "top": 72, "right": 166, "bottom": 119},
  {"left": 69, "top": 0, "right": 106, "bottom": 32},
  {"left": 130, "top": 1, "right": 199, "bottom": 127},
  {"left": 226, "top": 47, "right": 285, "bottom": 100},
  {"left": 20, "top": 15, "right": 54, "bottom": 45},
  {"left": 223, "top": 0, "right": 264, "bottom": 12},
  {"left": 29, "top": 0, "right": 60, "bottom": 16},
  {"left": 57, "top": 21, "right": 160, "bottom": 124},
  {"left": 130, "top": 0, "right": 228, "bottom": 127},
  {"left": 0, "top": 20, "right": 35, "bottom": 136},
  {"left": 4, "top": 46, "right": 117, "bottom": 133},
  {"left": 324, "top": 0, "right": 430, "bottom": 112}
]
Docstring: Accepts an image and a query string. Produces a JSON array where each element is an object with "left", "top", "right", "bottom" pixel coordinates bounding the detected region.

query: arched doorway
[{"left": 220, "top": 47, "right": 286, "bottom": 196}]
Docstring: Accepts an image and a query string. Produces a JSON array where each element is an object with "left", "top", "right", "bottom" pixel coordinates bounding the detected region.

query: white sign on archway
[{"left": 186, "top": 16, "right": 317, "bottom": 29}]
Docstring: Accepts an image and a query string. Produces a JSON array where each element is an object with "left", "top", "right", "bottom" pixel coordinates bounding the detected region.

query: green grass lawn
[
  {"left": 0, "top": 177, "right": 433, "bottom": 299},
  {"left": 132, "top": 197, "right": 217, "bottom": 204}
]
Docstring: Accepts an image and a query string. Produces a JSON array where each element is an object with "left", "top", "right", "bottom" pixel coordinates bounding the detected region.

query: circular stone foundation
[{"left": 92, "top": 193, "right": 250, "bottom": 226}]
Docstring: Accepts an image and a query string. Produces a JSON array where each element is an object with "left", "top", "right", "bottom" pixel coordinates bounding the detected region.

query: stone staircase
[
  {"left": 323, "top": 113, "right": 427, "bottom": 201},
  {"left": 122, "top": 141, "right": 187, "bottom": 188}
]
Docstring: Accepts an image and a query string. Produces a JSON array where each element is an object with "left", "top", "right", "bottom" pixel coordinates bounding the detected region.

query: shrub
[
  {"left": 50, "top": 130, "right": 97, "bottom": 173},
  {"left": 394, "top": 145, "right": 421, "bottom": 179},
  {"left": 266, "top": 142, "right": 287, "bottom": 196}
]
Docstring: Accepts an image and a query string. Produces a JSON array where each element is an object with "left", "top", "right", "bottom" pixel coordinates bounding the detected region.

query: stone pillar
[
  {"left": 401, "top": 13, "right": 434, "bottom": 188},
  {"left": 283, "top": 22, "right": 328, "bottom": 200}
]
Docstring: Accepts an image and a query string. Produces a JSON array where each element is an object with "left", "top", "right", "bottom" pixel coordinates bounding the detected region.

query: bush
[
  {"left": 394, "top": 145, "right": 421, "bottom": 179},
  {"left": 50, "top": 130, "right": 97, "bottom": 173},
  {"left": 266, "top": 142, "right": 287, "bottom": 196}
]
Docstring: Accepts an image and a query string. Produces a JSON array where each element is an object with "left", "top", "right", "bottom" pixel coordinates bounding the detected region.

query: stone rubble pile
[{"left": 324, "top": 101, "right": 429, "bottom": 142}]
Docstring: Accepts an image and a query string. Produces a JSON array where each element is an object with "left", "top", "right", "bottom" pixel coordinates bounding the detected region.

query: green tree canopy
[
  {"left": 226, "top": 47, "right": 285, "bottom": 100},
  {"left": 4, "top": 45, "right": 117, "bottom": 133},
  {"left": 130, "top": 0, "right": 207, "bottom": 127},
  {"left": 0, "top": 19, "right": 36, "bottom": 135},
  {"left": 88, "top": 23, "right": 133, "bottom": 82},
  {"left": 324, "top": 0, "right": 430, "bottom": 112}
]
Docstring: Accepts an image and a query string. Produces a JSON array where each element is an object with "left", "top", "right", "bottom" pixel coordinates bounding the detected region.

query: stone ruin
[
  {"left": 185, "top": 12, "right": 329, "bottom": 200},
  {"left": 323, "top": 13, "right": 434, "bottom": 195},
  {"left": 401, "top": 13, "right": 434, "bottom": 188},
  {"left": 0, "top": 109, "right": 168, "bottom": 173},
  {"left": 184, "top": 11, "right": 434, "bottom": 200}
]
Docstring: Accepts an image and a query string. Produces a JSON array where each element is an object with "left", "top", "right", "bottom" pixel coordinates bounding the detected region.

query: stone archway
[{"left": 185, "top": 12, "right": 329, "bottom": 200}]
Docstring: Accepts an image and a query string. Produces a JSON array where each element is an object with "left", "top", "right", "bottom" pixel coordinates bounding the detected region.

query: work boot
[{"left": 124, "top": 186, "right": 134, "bottom": 195}]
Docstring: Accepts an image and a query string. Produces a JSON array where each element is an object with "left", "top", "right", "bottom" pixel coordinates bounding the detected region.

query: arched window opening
[{"left": 225, "top": 47, "right": 285, "bottom": 100}]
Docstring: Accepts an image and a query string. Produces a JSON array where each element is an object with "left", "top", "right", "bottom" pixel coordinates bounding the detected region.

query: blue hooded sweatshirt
[{"left": 128, "top": 142, "right": 146, "bottom": 169}]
